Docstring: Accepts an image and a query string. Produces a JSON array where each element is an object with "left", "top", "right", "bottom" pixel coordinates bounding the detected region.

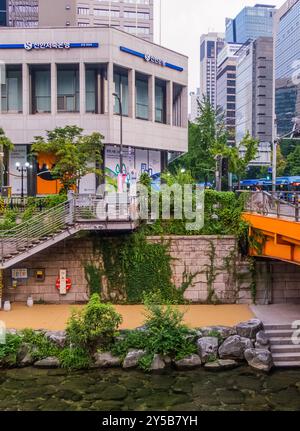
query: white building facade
[{"left": 0, "top": 26, "right": 188, "bottom": 195}]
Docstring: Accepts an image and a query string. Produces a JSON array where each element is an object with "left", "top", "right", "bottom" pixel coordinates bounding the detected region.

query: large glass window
[
  {"left": 113, "top": 68, "right": 128, "bottom": 116},
  {"left": 1, "top": 66, "right": 22, "bottom": 113},
  {"left": 136, "top": 73, "right": 149, "bottom": 120},
  {"left": 31, "top": 67, "right": 51, "bottom": 114},
  {"left": 86, "top": 65, "right": 105, "bottom": 114},
  {"left": 57, "top": 66, "right": 79, "bottom": 112},
  {"left": 155, "top": 79, "right": 166, "bottom": 124}
]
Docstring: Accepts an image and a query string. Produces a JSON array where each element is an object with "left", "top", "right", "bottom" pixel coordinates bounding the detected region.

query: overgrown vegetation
[
  {"left": 0, "top": 333, "right": 22, "bottom": 366},
  {"left": 66, "top": 294, "right": 123, "bottom": 353},
  {"left": 111, "top": 292, "right": 197, "bottom": 371},
  {"left": 84, "top": 233, "right": 193, "bottom": 304}
]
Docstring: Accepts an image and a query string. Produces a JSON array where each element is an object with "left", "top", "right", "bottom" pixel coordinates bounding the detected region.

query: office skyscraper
[
  {"left": 275, "top": 0, "right": 300, "bottom": 137},
  {"left": 226, "top": 4, "right": 275, "bottom": 44},
  {"left": 235, "top": 37, "right": 273, "bottom": 165},
  {"left": 216, "top": 43, "right": 242, "bottom": 146},
  {"left": 200, "top": 32, "right": 225, "bottom": 109},
  {"left": 0, "top": 1, "right": 154, "bottom": 42}
]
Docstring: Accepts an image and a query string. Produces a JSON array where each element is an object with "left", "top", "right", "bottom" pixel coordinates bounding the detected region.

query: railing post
[
  {"left": 263, "top": 192, "right": 266, "bottom": 215},
  {"left": 295, "top": 201, "right": 299, "bottom": 222}
]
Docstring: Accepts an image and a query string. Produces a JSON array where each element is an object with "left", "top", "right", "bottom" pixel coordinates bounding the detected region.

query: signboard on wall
[
  {"left": 59, "top": 269, "right": 67, "bottom": 296},
  {"left": 12, "top": 269, "right": 28, "bottom": 280},
  {"left": 9, "top": 145, "right": 27, "bottom": 195}
]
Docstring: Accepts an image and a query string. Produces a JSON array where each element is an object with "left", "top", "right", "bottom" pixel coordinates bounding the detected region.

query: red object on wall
[{"left": 55, "top": 277, "right": 72, "bottom": 291}]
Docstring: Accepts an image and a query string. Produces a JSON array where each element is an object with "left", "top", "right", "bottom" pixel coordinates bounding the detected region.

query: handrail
[
  {"left": 0, "top": 194, "right": 138, "bottom": 264},
  {"left": 240, "top": 190, "right": 300, "bottom": 222}
]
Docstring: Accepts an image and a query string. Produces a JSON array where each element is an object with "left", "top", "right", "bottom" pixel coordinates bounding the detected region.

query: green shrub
[
  {"left": 21, "top": 329, "right": 60, "bottom": 361},
  {"left": 59, "top": 347, "right": 91, "bottom": 370},
  {"left": 66, "top": 293, "right": 123, "bottom": 352},
  {"left": 0, "top": 333, "right": 22, "bottom": 366},
  {"left": 111, "top": 330, "right": 147, "bottom": 360},
  {"left": 112, "top": 294, "right": 197, "bottom": 369}
]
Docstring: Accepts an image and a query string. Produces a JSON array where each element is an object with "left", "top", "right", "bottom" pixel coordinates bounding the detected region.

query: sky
[{"left": 153, "top": 0, "right": 284, "bottom": 92}]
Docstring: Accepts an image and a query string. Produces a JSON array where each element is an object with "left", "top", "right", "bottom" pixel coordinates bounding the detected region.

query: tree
[
  {"left": 276, "top": 145, "right": 287, "bottom": 177},
  {"left": 0, "top": 128, "right": 14, "bottom": 189},
  {"left": 286, "top": 145, "right": 300, "bottom": 176},
  {"left": 170, "top": 98, "right": 227, "bottom": 183},
  {"left": 31, "top": 126, "right": 104, "bottom": 193},
  {"left": 222, "top": 132, "right": 258, "bottom": 187}
]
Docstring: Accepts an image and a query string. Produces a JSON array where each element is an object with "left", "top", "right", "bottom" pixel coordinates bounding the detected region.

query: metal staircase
[{"left": 0, "top": 194, "right": 138, "bottom": 269}]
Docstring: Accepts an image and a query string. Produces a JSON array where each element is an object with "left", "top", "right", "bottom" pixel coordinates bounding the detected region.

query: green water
[{"left": 0, "top": 366, "right": 300, "bottom": 411}]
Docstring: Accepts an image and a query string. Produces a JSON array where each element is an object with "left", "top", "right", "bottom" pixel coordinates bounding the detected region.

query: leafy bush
[
  {"left": 59, "top": 347, "right": 91, "bottom": 370},
  {"left": 112, "top": 294, "right": 197, "bottom": 369},
  {"left": 66, "top": 294, "right": 123, "bottom": 352},
  {"left": 21, "top": 329, "right": 60, "bottom": 361},
  {"left": 0, "top": 333, "right": 22, "bottom": 366}
]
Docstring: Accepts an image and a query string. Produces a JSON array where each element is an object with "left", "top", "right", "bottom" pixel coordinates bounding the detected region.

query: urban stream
[{"left": 0, "top": 366, "right": 300, "bottom": 411}]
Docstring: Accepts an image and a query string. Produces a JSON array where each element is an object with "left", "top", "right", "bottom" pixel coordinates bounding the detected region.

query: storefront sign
[
  {"left": 120, "top": 46, "right": 184, "bottom": 72},
  {"left": 0, "top": 42, "right": 99, "bottom": 50}
]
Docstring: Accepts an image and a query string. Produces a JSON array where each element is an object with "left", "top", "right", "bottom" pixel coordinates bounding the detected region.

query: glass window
[
  {"left": 136, "top": 75, "right": 148, "bottom": 120},
  {"left": 1, "top": 67, "right": 22, "bottom": 113},
  {"left": 86, "top": 69, "right": 96, "bottom": 113},
  {"left": 57, "top": 67, "right": 79, "bottom": 112},
  {"left": 33, "top": 70, "right": 51, "bottom": 113},
  {"left": 114, "top": 69, "right": 128, "bottom": 116},
  {"left": 155, "top": 79, "right": 166, "bottom": 124}
]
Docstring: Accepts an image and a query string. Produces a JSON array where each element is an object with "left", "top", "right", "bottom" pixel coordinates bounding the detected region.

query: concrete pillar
[
  {"left": 128, "top": 69, "right": 135, "bottom": 118},
  {"left": 79, "top": 62, "right": 86, "bottom": 115},
  {"left": 166, "top": 81, "right": 173, "bottom": 126},
  {"left": 22, "top": 63, "right": 29, "bottom": 115},
  {"left": 51, "top": 63, "right": 57, "bottom": 115},
  {"left": 181, "top": 86, "right": 188, "bottom": 128},
  {"left": 107, "top": 62, "right": 114, "bottom": 116},
  {"left": 149, "top": 75, "right": 155, "bottom": 122}
]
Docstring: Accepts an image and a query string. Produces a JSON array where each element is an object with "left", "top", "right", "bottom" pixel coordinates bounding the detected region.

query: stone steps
[{"left": 264, "top": 323, "right": 300, "bottom": 368}]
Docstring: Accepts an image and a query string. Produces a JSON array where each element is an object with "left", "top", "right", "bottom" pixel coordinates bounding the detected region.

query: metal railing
[
  {"left": 0, "top": 194, "right": 138, "bottom": 263},
  {"left": 242, "top": 191, "right": 300, "bottom": 221}
]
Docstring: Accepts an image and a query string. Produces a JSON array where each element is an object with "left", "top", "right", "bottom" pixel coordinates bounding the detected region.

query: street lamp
[
  {"left": 16, "top": 161, "right": 32, "bottom": 199},
  {"left": 113, "top": 92, "right": 124, "bottom": 192}
]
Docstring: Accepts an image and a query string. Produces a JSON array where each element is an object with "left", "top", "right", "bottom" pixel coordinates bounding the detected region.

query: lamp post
[
  {"left": 16, "top": 162, "right": 32, "bottom": 200},
  {"left": 112, "top": 93, "right": 124, "bottom": 191}
]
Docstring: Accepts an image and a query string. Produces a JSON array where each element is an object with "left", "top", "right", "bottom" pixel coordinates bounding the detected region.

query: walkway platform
[
  {"left": 0, "top": 303, "right": 254, "bottom": 331},
  {"left": 251, "top": 304, "right": 300, "bottom": 325}
]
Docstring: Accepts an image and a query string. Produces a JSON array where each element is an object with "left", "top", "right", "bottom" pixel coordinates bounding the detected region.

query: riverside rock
[
  {"left": 219, "top": 335, "right": 253, "bottom": 360},
  {"left": 204, "top": 359, "right": 239, "bottom": 371},
  {"left": 235, "top": 319, "right": 263, "bottom": 339},
  {"left": 44, "top": 331, "right": 67, "bottom": 348},
  {"left": 244, "top": 348, "right": 274, "bottom": 373},
  {"left": 93, "top": 352, "right": 121, "bottom": 368},
  {"left": 197, "top": 337, "right": 219, "bottom": 363},
  {"left": 34, "top": 357, "right": 60, "bottom": 369},
  {"left": 150, "top": 354, "right": 166, "bottom": 371},
  {"left": 255, "top": 331, "right": 270, "bottom": 350},
  {"left": 174, "top": 354, "right": 202, "bottom": 370},
  {"left": 17, "top": 343, "right": 35, "bottom": 367},
  {"left": 123, "top": 350, "right": 145, "bottom": 369},
  {"left": 201, "top": 326, "right": 237, "bottom": 339}
]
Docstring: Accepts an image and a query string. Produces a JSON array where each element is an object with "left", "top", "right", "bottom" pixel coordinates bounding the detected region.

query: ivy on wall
[{"left": 84, "top": 233, "right": 193, "bottom": 304}]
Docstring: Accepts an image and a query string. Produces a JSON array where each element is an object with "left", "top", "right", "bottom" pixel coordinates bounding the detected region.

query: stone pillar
[
  {"left": 181, "top": 86, "right": 188, "bottom": 128},
  {"left": 107, "top": 62, "right": 114, "bottom": 117},
  {"left": 128, "top": 69, "right": 135, "bottom": 118},
  {"left": 22, "top": 63, "right": 29, "bottom": 115},
  {"left": 166, "top": 81, "right": 173, "bottom": 126},
  {"left": 51, "top": 63, "right": 57, "bottom": 115},
  {"left": 149, "top": 75, "right": 155, "bottom": 122},
  {"left": 79, "top": 62, "right": 86, "bottom": 115}
]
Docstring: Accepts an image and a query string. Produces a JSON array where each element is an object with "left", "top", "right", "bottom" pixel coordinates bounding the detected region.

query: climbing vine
[{"left": 84, "top": 233, "right": 194, "bottom": 304}]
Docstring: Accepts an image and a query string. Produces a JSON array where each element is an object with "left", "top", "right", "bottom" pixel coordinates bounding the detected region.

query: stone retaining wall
[{"left": 3, "top": 235, "right": 299, "bottom": 305}]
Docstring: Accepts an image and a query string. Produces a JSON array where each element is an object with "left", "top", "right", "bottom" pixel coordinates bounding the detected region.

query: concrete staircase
[{"left": 265, "top": 324, "right": 300, "bottom": 368}]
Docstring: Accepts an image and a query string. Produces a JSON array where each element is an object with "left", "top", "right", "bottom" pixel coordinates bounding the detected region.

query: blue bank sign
[
  {"left": 120, "top": 46, "right": 184, "bottom": 72},
  {"left": 0, "top": 42, "right": 99, "bottom": 50}
]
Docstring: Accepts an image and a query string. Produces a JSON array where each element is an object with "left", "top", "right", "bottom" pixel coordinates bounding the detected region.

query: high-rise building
[
  {"left": 216, "top": 43, "right": 242, "bottom": 146},
  {"left": 1, "top": 1, "right": 154, "bottom": 42},
  {"left": 189, "top": 88, "right": 201, "bottom": 122},
  {"left": 0, "top": 0, "right": 6, "bottom": 26},
  {"left": 235, "top": 37, "right": 273, "bottom": 165},
  {"left": 275, "top": 0, "right": 300, "bottom": 137},
  {"left": 226, "top": 4, "right": 276, "bottom": 44},
  {"left": 200, "top": 32, "right": 225, "bottom": 109}
]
